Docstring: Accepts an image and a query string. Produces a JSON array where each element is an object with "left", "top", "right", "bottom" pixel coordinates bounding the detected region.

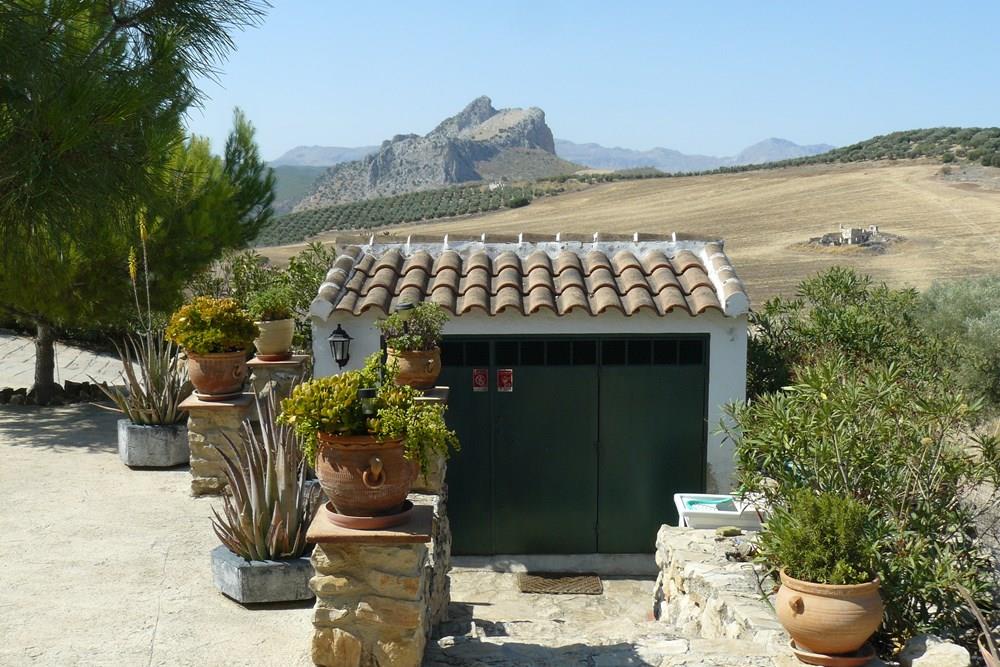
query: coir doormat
[{"left": 516, "top": 573, "right": 603, "bottom": 595}]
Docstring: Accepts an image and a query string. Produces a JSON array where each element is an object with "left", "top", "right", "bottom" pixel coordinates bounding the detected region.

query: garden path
[{"left": 0, "top": 332, "right": 123, "bottom": 388}]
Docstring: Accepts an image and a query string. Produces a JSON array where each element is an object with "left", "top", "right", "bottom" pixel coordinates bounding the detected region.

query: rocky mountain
[
  {"left": 555, "top": 137, "right": 834, "bottom": 172},
  {"left": 270, "top": 145, "right": 377, "bottom": 167},
  {"left": 293, "top": 97, "right": 577, "bottom": 211}
]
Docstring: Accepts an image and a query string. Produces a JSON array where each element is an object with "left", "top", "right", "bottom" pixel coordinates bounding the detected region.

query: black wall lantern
[{"left": 328, "top": 324, "right": 353, "bottom": 369}]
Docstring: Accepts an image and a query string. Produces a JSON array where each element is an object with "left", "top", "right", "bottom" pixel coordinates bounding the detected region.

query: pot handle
[
  {"left": 362, "top": 456, "right": 385, "bottom": 489},
  {"left": 425, "top": 356, "right": 437, "bottom": 373},
  {"left": 787, "top": 595, "right": 804, "bottom": 615}
]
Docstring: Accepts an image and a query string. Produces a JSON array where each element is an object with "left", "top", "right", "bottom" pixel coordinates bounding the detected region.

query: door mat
[{"left": 516, "top": 573, "right": 603, "bottom": 595}]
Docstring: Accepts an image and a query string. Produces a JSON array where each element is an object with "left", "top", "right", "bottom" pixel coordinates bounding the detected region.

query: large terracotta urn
[
  {"left": 187, "top": 351, "right": 248, "bottom": 400},
  {"left": 315, "top": 433, "right": 415, "bottom": 516},
  {"left": 387, "top": 347, "right": 441, "bottom": 389},
  {"left": 776, "top": 569, "right": 883, "bottom": 656}
]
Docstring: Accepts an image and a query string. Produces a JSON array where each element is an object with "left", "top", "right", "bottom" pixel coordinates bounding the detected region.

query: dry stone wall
[{"left": 181, "top": 394, "right": 253, "bottom": 496}]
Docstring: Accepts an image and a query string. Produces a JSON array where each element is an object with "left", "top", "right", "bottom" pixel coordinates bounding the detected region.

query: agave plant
[
  {"left": 211, "top": 389, "right": 317, "bottom": 561},
  {"left": 958, "top": 585, "right": 1000, "bottom": 667},
  {"left": 99, "top": 330, "right": 189, "bottom": 425}
]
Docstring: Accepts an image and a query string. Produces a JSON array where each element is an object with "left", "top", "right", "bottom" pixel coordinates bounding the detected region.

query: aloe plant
[
  {"left": 211, "top": 390, "right": 316, "bottom": 561},
  {"left": 98, "top": 330, "right": 189, "bottom": 425}
]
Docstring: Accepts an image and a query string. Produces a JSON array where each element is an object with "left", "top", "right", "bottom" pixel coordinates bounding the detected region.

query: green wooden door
[
  {"left": 597, "top": 339, "right": 707, "bottom": 553},
  {"left": 440, "top": 336, "right": 707, "bottom": 555},
  {"left": 493, "top": 361, "right": 599, "bottom": 553}
]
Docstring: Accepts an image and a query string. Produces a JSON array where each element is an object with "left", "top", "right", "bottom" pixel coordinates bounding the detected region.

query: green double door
[{"left": 439, "top": 336, "right": 708, "bottom": 555}]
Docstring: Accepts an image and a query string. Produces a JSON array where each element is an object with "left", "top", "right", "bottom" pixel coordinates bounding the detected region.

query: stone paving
[
  {"left": 427, "top": 570, "right": 789, "bottom": 666},
  {"left": 0, "top": 332, "right": 123, "bottom": 388}
]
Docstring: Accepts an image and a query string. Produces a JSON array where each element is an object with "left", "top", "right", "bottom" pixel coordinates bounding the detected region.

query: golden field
[{"left": 262, "top": 161, "right": 1000, "bottom": 302}]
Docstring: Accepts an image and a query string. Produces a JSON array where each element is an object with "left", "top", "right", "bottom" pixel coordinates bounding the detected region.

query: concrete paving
[
  {"left": 1, "top": 402, "right": 779, "bottom": 666},
  {"left": 0, "top": 332, "right": 123, "bottom": 388},
  {"left": 0, "top": 403, "right": 313, "bottom": 667}
]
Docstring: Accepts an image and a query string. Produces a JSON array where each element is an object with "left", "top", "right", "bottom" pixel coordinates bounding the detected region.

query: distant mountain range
[
  {"left": 268, "top": 98, "right": 835, "bottom": 211},
  {"left": 272, "top": 137, "right": 835, "bottom": 172},
  {"left": 554, "top": 137, "right": 835, "bottom": 172}
]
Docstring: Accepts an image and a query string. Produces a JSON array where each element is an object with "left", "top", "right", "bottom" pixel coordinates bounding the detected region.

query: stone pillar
[
  {"left": 179, "top": 393, "right": 254, "bottom": 496},
  {"left": 307, "top": 504, "right": 435, "bottom": 667},
  {"left": 246, "top": 354, "right": 311, "bottom": 405}
]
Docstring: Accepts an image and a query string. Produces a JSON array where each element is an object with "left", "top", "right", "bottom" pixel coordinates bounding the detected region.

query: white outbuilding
[{"left": 309, "top": 233, "right": 749, "bottom": 556}]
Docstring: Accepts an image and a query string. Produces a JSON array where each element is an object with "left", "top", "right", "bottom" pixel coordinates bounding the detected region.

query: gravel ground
[{"left": 0, "top": 403, "right": 312, "bottom": 667}]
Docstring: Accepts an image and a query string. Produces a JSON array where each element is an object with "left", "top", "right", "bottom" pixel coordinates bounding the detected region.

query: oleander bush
[
  {"left": 728, "top": 354, "right": 1000, "bottom": 653},
  {"left": 165, "top": 297, "right": 257, "bottom": 354}
]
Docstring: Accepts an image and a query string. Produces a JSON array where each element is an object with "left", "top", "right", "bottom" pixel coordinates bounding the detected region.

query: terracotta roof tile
[
  {"left": 432, "top": 251, "right": 462, "bottom": 276},
  {"left": 582, "top": 251, "right": 613, "bottom": 276},
  {"left": 553, "top": 252, "right": 584, "bottom": 276},
  {"left": 312, "top": 235, "right": 749, "bottom": 320}
]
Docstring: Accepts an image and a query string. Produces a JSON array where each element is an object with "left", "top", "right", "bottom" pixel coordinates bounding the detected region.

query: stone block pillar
[
  {"left": 307, "top": 504, "right": 436, "bottom": 667},
  {"left": 246, "top": 354, "right": 311, "bottom": 405},
  {"left": 179, "top": 393, "right": 254, "bottom": 496}
]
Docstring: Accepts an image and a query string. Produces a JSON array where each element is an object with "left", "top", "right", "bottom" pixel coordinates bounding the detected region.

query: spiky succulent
[
  {"left": 98, "top": 330, "right": 190, "bottom": 425},
  {"left": 211, "top": 390, "right": 317, "bottom": 561}
]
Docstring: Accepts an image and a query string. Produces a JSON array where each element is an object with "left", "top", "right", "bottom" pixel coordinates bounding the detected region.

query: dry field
[{"left": 262, "top": 160, "right": 1000, "bottom": 302}]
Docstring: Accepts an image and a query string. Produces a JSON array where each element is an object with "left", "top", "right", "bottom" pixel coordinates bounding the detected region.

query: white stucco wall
[{"left": 312, "top": 309, "right": 747, "bottom": 493}]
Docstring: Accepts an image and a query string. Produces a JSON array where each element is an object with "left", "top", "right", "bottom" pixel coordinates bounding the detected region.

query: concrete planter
[
  {"left": 211, "top": 545, "right": 314, "bottom": 604},
  {"left": 117, "top": 420, "right": 189, "bottom": 468}
]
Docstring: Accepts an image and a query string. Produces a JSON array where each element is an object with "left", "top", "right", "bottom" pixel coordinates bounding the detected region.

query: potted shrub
[
  {"left": 247, "top": 285, "right": 295, "bottom": 361},
  {"left": 279, "top": 353, "right": 458, "bottom": 519},
  {"left": 166, "top": 297, "right": 258, "bottom": 400},
  {"left": 99, "top": 330, "right": 191, "bottom": 468},
  {"left": 376, "top": 301, "right": 449, "bottom": 389},
  {"left": 759, "top": 490, "right": 883, "bottom": 660},
  {"left": 211, "top": 390, "right": 319, "bottom": 604}
]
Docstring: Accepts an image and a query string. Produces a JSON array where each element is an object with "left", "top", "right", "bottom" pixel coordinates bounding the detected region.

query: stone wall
[
  {"left": 181, "top": 394, "right": 253, "bottom": 496},
  {"left": 652, "top": 525, "right": 788, "bottom": 654},
  {"left": 309, "top": 495, "right": 451, "bottom": 667}
]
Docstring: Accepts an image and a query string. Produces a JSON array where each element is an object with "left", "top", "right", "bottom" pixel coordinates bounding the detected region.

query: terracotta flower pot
[
  {"left": 315, "top": 433, "right": 416, "bottom": 516},
  {"left": 253, "top": 318, "right": 295, "bottom": 361},
  {"left": 776, "top": 569, "right": 883, "bottom": 657},
  {"left": 186, "top": 351, "right": 248, "bottom": 400},
  {"left": 387, "top": 347, "right": 441, "bottom": 389}
]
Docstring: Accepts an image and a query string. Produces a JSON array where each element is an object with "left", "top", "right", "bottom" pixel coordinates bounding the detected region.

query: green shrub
[
  {"left": 246, "top": 284, "right": 293, "bottom": 321},
  {"left": 747, "top": 267, "right": 946, "bottom": 398},
  {"left": 727, "top": 354, "right": 1000, "bottom": 651},
  {"left": 375, "top": 301, "right": 449, "bottom": 352},
  {"left": 758, "top": 490, "right": 879, "bottom": 586},
  {"left": 165, "top": 297, "right": 257, "bottom": 354},
  {"left": 278, "top": 353, "right": 459, "bottom": 472},
  {"left": 919, "top": 276, "right": 1000, "bottom": 410}
]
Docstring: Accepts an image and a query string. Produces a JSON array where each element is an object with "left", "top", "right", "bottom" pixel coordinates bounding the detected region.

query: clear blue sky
[{"left": 187, "top": 1, "right": 1000, "bottom": 161}]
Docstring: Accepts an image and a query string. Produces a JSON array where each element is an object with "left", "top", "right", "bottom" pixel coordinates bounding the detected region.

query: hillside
[
  {"left": 294, "top": 96, "right": 578, "bottom": 211},
  {"left": 271, "top": 165, "right": 328, "bottom": 214},
  {"left": 265, "top": 160, "right": 1000, "bottom": 301},
  {"left": 723, "top": 127, "right": 1000, "bottom": 172},
  {"left": 554, "top": 137, "right": 833, "bottom": 171},
  {"left": 270, "top": 145, "right": 377, "bottom": 166}
]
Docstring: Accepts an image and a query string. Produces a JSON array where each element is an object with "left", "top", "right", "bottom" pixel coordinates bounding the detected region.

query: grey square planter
[
  {"left": 211, "top": 545, "right": 314, "bottom": 604},
  {"left": 118, "top": 420, "right": 189, "bottom": 468}
]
